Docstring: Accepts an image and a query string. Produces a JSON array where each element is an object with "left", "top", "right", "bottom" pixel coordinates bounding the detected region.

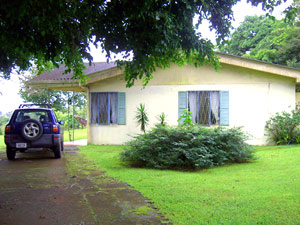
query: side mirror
[{"left": 59, "top": 120, "right": 65, "bottom": 125}]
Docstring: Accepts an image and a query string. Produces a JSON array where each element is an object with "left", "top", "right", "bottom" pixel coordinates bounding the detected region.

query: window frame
[{"left": 90, "top": 92, "right": 118, "bottom": 125}]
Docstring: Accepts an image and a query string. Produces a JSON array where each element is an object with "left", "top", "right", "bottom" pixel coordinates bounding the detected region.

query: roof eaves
[{"left": 217, "top": 52, "right": 300, "bottom": 79}]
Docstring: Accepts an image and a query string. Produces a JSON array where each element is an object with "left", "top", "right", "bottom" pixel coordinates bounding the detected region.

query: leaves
[
  {"left": 135, "top": 104, "right": 149, "bottom": 133},
  {"left": 219, "top": 13, "right": 300, "bottom": 68},
  {"left": 0, "top": 0, "right": 291, "bottom": 86},
  {"left": 265, "top": 106, "right": 300, "bottom": 145},
  {"left": 121, "top": 125, "right": 254, "bottom": 169}
]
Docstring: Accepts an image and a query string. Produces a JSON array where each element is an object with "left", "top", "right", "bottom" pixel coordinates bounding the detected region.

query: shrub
[
  {"left": 265, "top": 107, "right": 300, "bottom": 145},
  {"left": 121, "top": 125, "right": 254, "bottom": 169}
]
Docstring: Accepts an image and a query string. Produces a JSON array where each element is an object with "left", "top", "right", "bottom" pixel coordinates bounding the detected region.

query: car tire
[
  {"left": 61, "top": 141, "right": 64, "bottom": 152},
  {"left": 6, "top": 147, "right": 16, "bottom": 160},
  {"left": 21, "top": 119, "right": 43, "bottom": 141},
  {"left": 53, "top": 143, "right": 62, "bottom": 159}
]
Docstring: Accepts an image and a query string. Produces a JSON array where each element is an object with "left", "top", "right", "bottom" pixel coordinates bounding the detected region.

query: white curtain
[
  {"left": 210, "top": 91, "right": 220, "bottom": 125},
  {"left": 188, "top": 91, "right": 197, "bottom": 123},
  {"left": 110, "top": 93, "right": 118, "bottom": 124}
]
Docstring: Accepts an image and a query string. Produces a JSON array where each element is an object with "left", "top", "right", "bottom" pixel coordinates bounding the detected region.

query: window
[
  {"left": 90, "top": 92, "right": 126, "bottom": 125},
  {"left": 187, "top": 91, "right": 220, "bottom": 125},
  {"left": 178, "top": 91, "right": 229, "bottom": 126},
  {"left": 15, "top": 110, "right": 50, "bottom": 123}
]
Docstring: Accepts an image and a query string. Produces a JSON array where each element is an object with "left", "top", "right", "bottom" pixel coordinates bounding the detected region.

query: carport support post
[{"left": 72, "top": 91, "right": 75, "bottom": 143}]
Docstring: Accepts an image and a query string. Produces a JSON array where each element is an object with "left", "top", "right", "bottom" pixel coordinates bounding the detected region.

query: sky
[{"left": 0, "top": 0, "right": 293, "bottom": 114}]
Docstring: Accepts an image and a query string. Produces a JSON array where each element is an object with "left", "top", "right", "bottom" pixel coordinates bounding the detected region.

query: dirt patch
[{"left": 0, "top": 149, "right": 169, "bottom": 225}]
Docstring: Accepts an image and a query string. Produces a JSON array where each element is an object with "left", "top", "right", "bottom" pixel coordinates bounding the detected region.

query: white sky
[{"left": 0, "top": 0, "right": 292, "bottom": 114}]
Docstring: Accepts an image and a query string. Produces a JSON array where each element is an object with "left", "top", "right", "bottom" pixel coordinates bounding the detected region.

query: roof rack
[{"left": 19, "top": 104, "right": 52, "bottom": 109}]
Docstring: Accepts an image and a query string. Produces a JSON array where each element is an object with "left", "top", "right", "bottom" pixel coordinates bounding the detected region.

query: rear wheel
[
  {"left": 6, "top": 147, "right": 16, "bottom": 160},
  {"left": 53, "top": 143, "right": 61, "bottom": 159}
]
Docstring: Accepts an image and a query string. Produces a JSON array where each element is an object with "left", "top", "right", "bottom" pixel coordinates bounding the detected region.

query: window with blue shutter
[
  {"left": 118, "top": 92, "right": 126, "bottom": 125},
  {"left": 179, "top": 91, "right": 229, "bottom": 126},
  {"left": 178, "top": 92, "right": 187, "bottom": 124},
  {"left": 219, "top": 91, "right": 229, "bottom": 126},
  {"left": 90, "top": 92, "right": 126, "bottom": 125}
]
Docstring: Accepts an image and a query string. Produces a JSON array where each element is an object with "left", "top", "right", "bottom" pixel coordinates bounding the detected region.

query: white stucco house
[{"left": 30, "top": 53, "right": 300, "bottom": 145}]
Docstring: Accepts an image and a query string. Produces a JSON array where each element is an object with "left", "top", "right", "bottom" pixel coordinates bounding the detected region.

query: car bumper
[{"left": 5, "top": 134, "right": 61, "bottom": 149}]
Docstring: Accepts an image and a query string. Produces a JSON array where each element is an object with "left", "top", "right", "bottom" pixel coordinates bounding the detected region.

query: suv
[{"left": 4, "top": 104, "right": 64, "bottom": 160}]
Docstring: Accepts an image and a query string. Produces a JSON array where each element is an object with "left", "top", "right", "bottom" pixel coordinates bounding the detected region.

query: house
[{"left": 30, "top": 52, "right": 300, "bottom": 145}]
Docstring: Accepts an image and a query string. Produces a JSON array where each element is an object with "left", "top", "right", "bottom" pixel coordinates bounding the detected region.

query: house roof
[
  {"left": 30, "top": 62, "right": 118, "bottom": 92},
  {"left": 29, "top": 53, "right": 300, "bottom": 92}
]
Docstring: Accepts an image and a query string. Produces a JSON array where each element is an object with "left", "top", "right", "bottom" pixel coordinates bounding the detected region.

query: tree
[
  {"left": 219, "top": 15, "right": 284, "bottom": 56},
  {"left": 220, "top": 1, "right": 300, "bottom": 68},
  {"left": 219, "top": 15, "right": 300, "bottom": 68},
  {"left": 0, "top": 0, "right": 295, "bottom": 87}
]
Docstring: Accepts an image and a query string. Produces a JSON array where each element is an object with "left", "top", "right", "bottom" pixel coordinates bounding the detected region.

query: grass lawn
[
  {"left": 63, "top": 128, "right": 87, "bottom": 142},
  {"left": 79, "top": 145, "right": 300, "bottom": 225},
  {"left": 0, "top": 135, "right": 4, "bottom": 153}
]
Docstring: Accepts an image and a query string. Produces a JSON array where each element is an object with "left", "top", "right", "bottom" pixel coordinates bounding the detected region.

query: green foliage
[
  {"left": 0, "top": 115, "right": 9, "bottom": 135},
  {"left": 265, "top": 107, "right": 300, "bottom": 145},
  {"left": 156, "top": 112, "right": 167, "bottom": 127},
  {"left": 136, "top": 104, "right": 149, "bottom": 133},
  {"left": 220, "top": 14, "right": 300, "bottom": 68},
  {"left": 177, "top": 109, "right": 193, "bottom": 126},
  {"left": 0, "top": 1, "right": 293, "bottom": 86},
  {"left": 121, "top": 126, "right": 254, "bottom": 169}
]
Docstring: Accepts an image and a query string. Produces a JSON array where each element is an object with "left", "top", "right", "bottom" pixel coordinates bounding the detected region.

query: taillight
[
  {"left": 53, "top": 125, "right": 59, "bottom": 133},
  {"left": 5, "top": 125, "right": 11, "bottom": 134},
  {"left": 5, "top": 137, "right": 9, "bottom": 141}
]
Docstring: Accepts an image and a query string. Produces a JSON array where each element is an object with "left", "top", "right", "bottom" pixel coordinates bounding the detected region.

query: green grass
[
  {"left": 63, "top": 128, "right": 87, "bottom": 142},
  {"left": 79, "top": 145, "right": 300, "bottom": 225},
  {"left": 0, "top": 135, "right": 4, "bottom": 152}
]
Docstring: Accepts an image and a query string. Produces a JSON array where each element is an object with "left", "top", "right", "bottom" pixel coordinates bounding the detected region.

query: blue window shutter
[
  {"left": 178, "top": 92, "right": 187, "bottom": 124},
  {"left": 220, "top": 91, "right": 229, "bottom": 126},
  {"left": 118, "top": 92, "right": 126, "bottom": 125}
]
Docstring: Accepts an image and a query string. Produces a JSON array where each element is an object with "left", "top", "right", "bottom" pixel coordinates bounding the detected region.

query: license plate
[{"left": 16, "top": 143, "right": 27, "bottom": 148}]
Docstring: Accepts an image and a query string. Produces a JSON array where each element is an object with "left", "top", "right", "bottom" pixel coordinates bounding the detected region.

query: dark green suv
[{"left": 4, "top": 104, "right": 64, "bottom": 160}]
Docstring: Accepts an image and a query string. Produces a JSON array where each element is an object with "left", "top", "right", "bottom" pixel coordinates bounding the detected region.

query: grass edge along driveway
[{"left": 79, "top": 145, "right": 300, "bottom": 225}]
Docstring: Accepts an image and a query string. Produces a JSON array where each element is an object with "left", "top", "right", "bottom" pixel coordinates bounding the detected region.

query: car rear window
[{"left": 14, "top": 110, "right": 51, "bottom": 123}]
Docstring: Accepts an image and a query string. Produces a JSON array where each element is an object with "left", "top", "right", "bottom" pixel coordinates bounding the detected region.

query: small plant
[
  {"left": 177, "top": 109, "right": 193, "bottom": 126},
  {"left": 136, "top": 103, "right": 149, "bottom": 133},
  {"left": 265, "top": 107, "right": 300, "bottom": 145},
  {"left": 156, "top": 112, "right": 167, "bottom": 127}
]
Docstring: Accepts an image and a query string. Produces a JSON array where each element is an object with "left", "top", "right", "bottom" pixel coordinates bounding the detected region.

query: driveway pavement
[{"left": 0, "top": 147, "right": 168, "bottom": 225}]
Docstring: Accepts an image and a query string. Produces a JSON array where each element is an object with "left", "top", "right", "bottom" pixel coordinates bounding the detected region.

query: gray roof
[{"left": 32, "top": 62, "right": 117, "bottom": 81}]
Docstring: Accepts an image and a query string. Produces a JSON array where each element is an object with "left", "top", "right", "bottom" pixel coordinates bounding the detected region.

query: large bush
[
  {"left": 265, "top": 107, "right": 300, "bottom": 145},
  {"left": 121, "top": 126, "right": 254, "bottom": 169}
]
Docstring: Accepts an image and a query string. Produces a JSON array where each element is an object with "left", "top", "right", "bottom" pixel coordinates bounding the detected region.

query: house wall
[{"left": 87, "top": 63, "right": 296, "bottom": 145}]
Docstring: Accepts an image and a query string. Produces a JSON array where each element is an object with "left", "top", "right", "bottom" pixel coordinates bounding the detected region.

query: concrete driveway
[{"left": 0, "top": 147, "right": 168, "bottom": 225}]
